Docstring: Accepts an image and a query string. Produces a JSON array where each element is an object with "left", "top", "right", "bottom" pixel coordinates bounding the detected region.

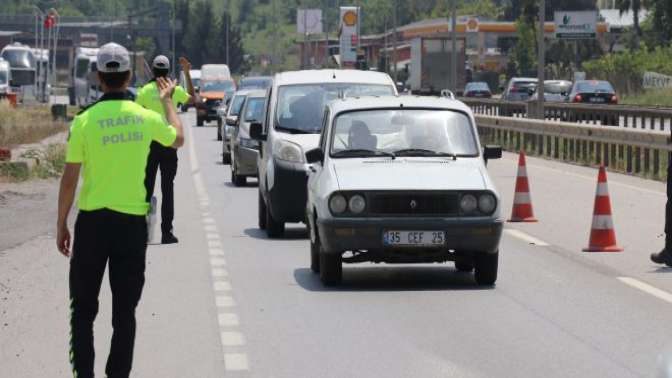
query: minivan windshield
[
  {"left": 331, "top": 109, "right": 479, "bottom": 157},
  {"left": 276, "top": 83, "right": 394, "bottom": 133},
  {"left": 203, "top": 80, "right": 235, "bottom": 92},
  {"left": 0, "top": 49, "right": 35, "bottom": 69}
]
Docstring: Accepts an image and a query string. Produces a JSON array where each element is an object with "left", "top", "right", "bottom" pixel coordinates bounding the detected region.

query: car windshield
[
  {"left": 240, "top": 78, "right": 272, "bottom": 89},
  {"left": 545, "top": 82, "right": 571, "bottom": 94},
  {"left": 276, "top": 83, "right": 394, "bottom": 133},
  {"left": 192, "top": 78, "right": 200, "bottom": 88},
  {"left": 0, "top": 70, "right": 7, "bottom": 85},
  {"left": 331, "top": 109, "right": 478, "bottom": 157},
  {"left": 0, "top": 49, "right": 35, "bottom": 69},
  {"left": 203, "top": 80, "right": 235, "bottom": 92},
  {"left": 576, "top": 81, "right": 615, "bottom": 93},
  {"left": 229, "top": 95, "right": 246, "bottom": 116},
  {"left": 243, "top": 97, "right": 265, "bottom": 122},
  {"left": 466, "top": 82, "right": 489, "bottom": 91}
]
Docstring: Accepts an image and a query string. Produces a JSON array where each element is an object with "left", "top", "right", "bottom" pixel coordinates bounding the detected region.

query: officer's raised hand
[{"left": 156, "top": 76, "right": 177, "bottom": 101}]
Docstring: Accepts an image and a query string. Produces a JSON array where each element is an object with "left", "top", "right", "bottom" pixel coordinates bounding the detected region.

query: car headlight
[
  {"left": 348, "top": 194, "right": 366, "bottom": 214},
  {"left": 239, "top": 138, "right": 259, "bottom": 149},
  {"left": 329, "top": 194, "right": 347, "bottom": 215},
  {"left": 478, "top": 193, "right": 497, "bottom": 215},
  {"left": 273, "top": 140, "right": 303, "bottom": 163},
  {"left": 460, "top": 194, "right": 478, "bottom": 214}
]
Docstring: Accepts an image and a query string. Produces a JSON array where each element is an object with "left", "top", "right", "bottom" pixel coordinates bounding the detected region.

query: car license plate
[
  {"left": 383, "top": 231, "right": 445, "bottom": 246},
  {"left": 590, "top": 97, "right": 605, "bottom": 103}
]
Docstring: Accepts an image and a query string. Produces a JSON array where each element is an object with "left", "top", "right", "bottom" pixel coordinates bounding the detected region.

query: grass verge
[
  {"left": 0, "top": 102, "right": 69, "bottom": 147},
  {"left": 621, "top": 88, "right": 672, "bottom": 107}
]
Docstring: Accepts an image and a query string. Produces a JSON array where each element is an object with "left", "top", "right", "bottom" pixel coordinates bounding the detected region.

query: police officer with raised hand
[
  {"left": 56, "top": 42, "right": 184, "bottom": 378},
  {"left": 137, "top": 55, "right": 195, "bottom": 244}
]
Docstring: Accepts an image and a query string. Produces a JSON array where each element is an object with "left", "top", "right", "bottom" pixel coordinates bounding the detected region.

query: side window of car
[
  {"left": 319, "top": 108, "right": 330, "bottom": 151},
  {"left": 263, "top": 87, "right": 273, "bottom": 133}
]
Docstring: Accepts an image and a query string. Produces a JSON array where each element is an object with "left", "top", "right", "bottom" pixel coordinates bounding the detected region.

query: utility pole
[
  {"left": 451, "top": 0, "right": 457, "bottom": 92},
  {"left": 226, "top": 13, "right": 230, "bottom": 66},
  {"left": 392, "top": 0, "right": 398, "bottom": 83},
  {"left": 536, "top": 0, "right": 546, "bottom": 119},
  {"left": 171, "top": 3, "right": 176, "bottom": 78}
]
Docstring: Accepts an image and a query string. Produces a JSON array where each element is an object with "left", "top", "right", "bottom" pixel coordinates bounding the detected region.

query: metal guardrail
[
  {"left": 476, "top": 114, "right": 672, "bottom": 180},
  {"left": 464, "top": 98, "right": 672, "bottom": 131}
]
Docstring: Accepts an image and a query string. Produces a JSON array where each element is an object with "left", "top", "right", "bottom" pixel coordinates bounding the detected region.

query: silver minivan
[
  {"left": 249, "top": 70, "right": 397, "bottom": 238},
  {"left": 230, "top": 89, "right": 267, "bottom": 186}
]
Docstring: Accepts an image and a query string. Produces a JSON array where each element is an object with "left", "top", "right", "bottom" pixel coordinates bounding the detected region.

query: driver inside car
[{"left": 348, "top": 120, "right": 377, "bottom": 151}]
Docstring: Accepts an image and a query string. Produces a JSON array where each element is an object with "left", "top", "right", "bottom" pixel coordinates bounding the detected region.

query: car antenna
[{"left": 332, "top": 71, "right": 336, "bottom": 79}]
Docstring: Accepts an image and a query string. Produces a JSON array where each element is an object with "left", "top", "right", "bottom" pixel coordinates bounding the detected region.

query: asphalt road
[{"left": 3, "top": 109, "right": 672, "bottom": 377}]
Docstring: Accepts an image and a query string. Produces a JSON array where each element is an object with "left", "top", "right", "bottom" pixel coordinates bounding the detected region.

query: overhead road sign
[{"left": 554, "top": 11, "right": 597, "bottom": 39}]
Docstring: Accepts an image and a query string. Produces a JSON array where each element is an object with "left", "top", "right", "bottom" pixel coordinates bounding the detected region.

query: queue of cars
[
  {"left": 208, "top": 69, "right": 503, "bottom": 287},
  {"left": 495, "top": 78, "right": 619, "bottom": 105}
]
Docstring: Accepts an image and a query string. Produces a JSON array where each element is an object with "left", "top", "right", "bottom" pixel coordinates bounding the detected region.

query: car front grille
[{"left": 366, "top": 192, "right": 459, "bottom": 216}]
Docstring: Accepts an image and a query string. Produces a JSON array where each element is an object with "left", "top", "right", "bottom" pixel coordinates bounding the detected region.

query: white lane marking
[
  {"left": 208, "top": 240, "right": 222, "bottom": 248},
  {"left": 220, "top": 331, "right": 245, "bottom": 346},
  {"left": 214, "top": 281, "right": 232, "bottom": 291},
  {"left": 202, "top": 217, "right": 216, "bottom": 224},
  {"left": 504, "top": 229, "right": 550, "bottom": 247},
  {"left": 218, "top": 313, "right": 240, "bottom": 327},
  {"left": 210, "top": 257, "right": 227, "bottom": 267},
  {"left": 201, "top": 211, "right": 211, "bottom": 217},
  {"left": 212, "top": 268, "right": 229, "bottom": 277},
  {"left": 224, "top": 353, "right": 250, "bottom": 371},
  {"left": 204, "top": 224, "right": 218, "bottom": 232},
  {"left": 618, "top": 277, "right": 672, "bottom": 305},
  {"left": 216, "top": 296, "right": 237, "bottom": 307},
  {"left": 206, "top": 233, "right": 220, "bottom": 240},
  {"left": 209, "top": 248, "right": 225, "bottom": 256}
]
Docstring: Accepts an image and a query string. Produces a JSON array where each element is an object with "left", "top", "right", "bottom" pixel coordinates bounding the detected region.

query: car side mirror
[
  {"left": 483, "top": 145, "right": 502, "bottom": 161},
  {"left": 305, "top": 148, "right": 324, "bottom": 164},
  {"left": 249, "top": 122, "right": 265, "bottom": 141},
  {"left": 226, "top": 116, "right": 238, "bottom": 126}
]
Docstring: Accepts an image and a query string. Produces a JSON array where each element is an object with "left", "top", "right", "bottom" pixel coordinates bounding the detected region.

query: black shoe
[
  {"left": 161, "top": 232, "right": 179, "bottom": 244},
  {"left": 651, "top": 248, "right": 672, "bottom": 266}
]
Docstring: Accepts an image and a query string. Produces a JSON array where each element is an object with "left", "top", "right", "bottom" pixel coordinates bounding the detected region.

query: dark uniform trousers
[
  {"left": 69, "top": 209, "right": 147, "bottom": 378},
  {"left": 144, "top": 141, "right": 178, "bottom": 234},
  {"left": 667, "top": 158, "right": 672, "bottom": 248}
]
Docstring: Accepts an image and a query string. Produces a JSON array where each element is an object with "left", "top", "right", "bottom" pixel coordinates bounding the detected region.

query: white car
[
  {"left": 221, "top": 89, "right": 256, "bottom": 163},
  {"left": 305, "top": 96, "right": 503, "bottom": 286},
  {"left": 249, "top": 69, "right": 397, "bottom": 238}
]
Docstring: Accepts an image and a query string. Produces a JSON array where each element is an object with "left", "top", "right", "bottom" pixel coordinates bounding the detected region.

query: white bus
[{"left": 0, "top": 42, "right": 36, "bottom": 99}]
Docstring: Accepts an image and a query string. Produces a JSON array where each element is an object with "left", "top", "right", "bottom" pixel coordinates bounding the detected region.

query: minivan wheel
[
  {"left": 197, "top": 116, "right": 204, "bottom": 127},
  {"left": 258, "top": 191, "right": 267, "bottom": 230},
  {"left": 232, "top": 165, "right": 246, "bottom": 186},
  {"left": 265, "top": 202, "right": 285, "bottom": 238},
  {"left": 474, "top": 251, "right": 498, "bottom": 286},
  {"left": 455, "top": 260, "right": 474, "bottom": 273},
  {"left": 310, "top": 231, "right": 320, "bottom": 273},
  {"left": 222, "top": 142, "right": 231, "bottom": 165},
  {"left": 217, "top": 121, "right": 223, "bottom": 141},
  {"left": 319, "top": 252, "right": 342, "bottom": 286}
]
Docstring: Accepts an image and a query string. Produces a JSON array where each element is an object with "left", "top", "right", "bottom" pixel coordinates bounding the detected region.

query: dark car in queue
[
  {"left": 464, "top": 82, "right": 492, "bottom": 98},
  {"left": 221, "top": 89, "right": 256, "bottom": 164},
  {"left": 230, "top": 89, "right": 267, "bottom": 186},
  {"left": 567, "top": 80, "right": 618, "bottom": 105}
]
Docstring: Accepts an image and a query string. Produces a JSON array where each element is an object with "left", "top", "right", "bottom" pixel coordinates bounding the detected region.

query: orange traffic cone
[
  {"left": 508, "top": 151, "right": 537, "bottom": 222},
  {"left": 583, "top": 165, "right": 623, "bottom": 252}
]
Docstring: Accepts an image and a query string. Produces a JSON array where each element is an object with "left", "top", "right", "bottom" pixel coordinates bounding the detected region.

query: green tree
[
  {"left": 183, "top": 0, "right": 215, "bottom": 67},
  {"left": 616, "top": 0, "right": 643, "bottom": 47},
  {"left": 512, "top": 17, "right": 537, "bottom": 76},
  {"left": 647, "top": 0, "right": 672, "bottom": 46}
]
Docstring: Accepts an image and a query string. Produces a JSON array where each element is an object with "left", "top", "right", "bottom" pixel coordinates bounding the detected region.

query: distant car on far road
[
  {"left": 238, "top": 76, "right": 272, "bottom": 90},
  {"left": 463, "top": 82, "right": 492, "bottom": 98},
  {"left": 305, "top": 96, "right": 503, "bottom": 286},
  {"left": 230, "top": 89, "right": 267, "bottom": 186},
  {"left": 501, "top": 77, "right": 537, "bottom": 102},
  {"left": 567, "top": 80, "right": 618, "bottom": 104},
  {"left": 179, "top": 69, "right": 201, "bottom": 112},
  {"left": 197, "top": 79, "right": 236, "bottom": 127},
  {"left": 530, "top": 80, "right": 572, "bottom": 102}
]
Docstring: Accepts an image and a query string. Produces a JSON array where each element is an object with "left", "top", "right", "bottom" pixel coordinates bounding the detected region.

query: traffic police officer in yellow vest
[
  {"left": 56, "top": 43, "right": 184, "bottom": 378},
  {"left": 136, "top": 55, "right": 195, "bottom": 244}
]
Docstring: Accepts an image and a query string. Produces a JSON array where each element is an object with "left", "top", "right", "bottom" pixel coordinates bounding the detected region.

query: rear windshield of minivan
[{"left": 275, "top": 83, "right": 394, "bottom": 134}]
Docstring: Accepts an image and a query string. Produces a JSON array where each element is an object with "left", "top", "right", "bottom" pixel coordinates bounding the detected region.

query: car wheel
[
  {"left": 474, "top": 251, "right": 498, "bottom": 286},
  {"left": 310, "top": 225, "right": 320, "bottom": 273},
  {"left": 455, "top": 260, "right": 474, "bottom": 273},
  {"left": 265, "top": 200, "right": 285, "bottom": 238},
  {"left": 232, "top": 165, "right": 246, "bottom": 187},
  {"left": 217, "top": 123, "right": 223, "bottom": 141},
  {"left": 258, "top": 191, "right": 267, "bottom": 230},
  {"left": 319, "top": 252, "right": 342, "bottom": 286},
  {"left": 197, "top": 116, "right": 204, "bottom": 127}
]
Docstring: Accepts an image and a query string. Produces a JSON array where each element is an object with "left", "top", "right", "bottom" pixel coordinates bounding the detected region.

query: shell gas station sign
[{"left": 339, "top": 6, "right": 359, "bottom": 67}]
